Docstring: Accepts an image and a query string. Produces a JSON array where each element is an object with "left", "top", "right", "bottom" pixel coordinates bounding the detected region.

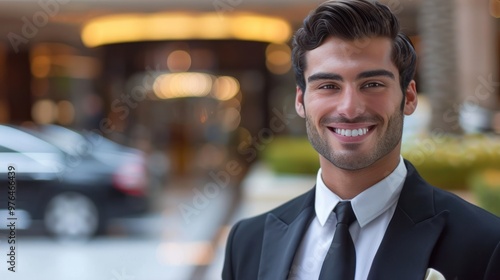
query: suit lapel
[
  {"left": 368, "top": 161, "right": 448, "bottom": 279},
  {"left": 258, "top": 188, "right": 315, "bottom": 280}
]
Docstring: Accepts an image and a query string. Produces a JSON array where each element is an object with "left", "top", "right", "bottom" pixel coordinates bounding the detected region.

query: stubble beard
[{"left": 305, "top": 109, "right": 404, "bottom": 171}]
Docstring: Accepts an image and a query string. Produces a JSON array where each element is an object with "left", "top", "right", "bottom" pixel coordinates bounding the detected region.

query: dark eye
[
  {"left": 363, "top": 82, "right": 384, "bottom": 88},
  {"left": 319, "top": 84, "right": 339, "bottom": 90}
]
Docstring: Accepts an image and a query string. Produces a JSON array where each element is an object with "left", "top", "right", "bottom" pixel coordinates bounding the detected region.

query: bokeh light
[
  {"left": 31, "top": 55, "right": 51, "bottom": 78},
  {"left": 212, "top": 76, "right": 240, "bottom": 101},
  {"left": 56, "top": 100, "right": 75, "bottom": 125},
  {"left": 32, "top": 99, "right": 57, "bottom": 124},
  {"left": 265, "top": 43, "right": 292, "bottom": 75},
  {"left": 153, "top": 72, "right": 213, "bottom": 99},
  {"left": 220, "top": 107, "right": 241, "bottom": 132},
  {"left": 167, "top": 50, "right": 192, "bottom": 72}
]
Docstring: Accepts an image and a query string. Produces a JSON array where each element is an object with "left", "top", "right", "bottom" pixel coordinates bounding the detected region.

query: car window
[
  {"left": 0, "top": 145, "right": 16, "bottom": 153},
  {"left": 0, "top": 126, "right": 61, "bottom": 154}
]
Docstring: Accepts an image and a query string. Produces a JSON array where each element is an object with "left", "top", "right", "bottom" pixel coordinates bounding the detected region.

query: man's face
[{"left": 295, "top": 36, "right": 417, "bottom": 171}]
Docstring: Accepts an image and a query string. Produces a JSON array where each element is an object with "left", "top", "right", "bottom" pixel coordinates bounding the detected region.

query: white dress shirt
[{"left": 288, "top": 157, "right": 407, "bottom": 280}]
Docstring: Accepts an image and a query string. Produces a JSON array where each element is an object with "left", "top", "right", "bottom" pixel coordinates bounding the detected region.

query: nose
[{"left": 336, "top": 86, "right": 365, "bottom": 119}]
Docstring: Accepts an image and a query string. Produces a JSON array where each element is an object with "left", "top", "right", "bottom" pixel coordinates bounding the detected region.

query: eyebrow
[
  {"left": 307, "top": 69, "right": 395, "bottom": 83},
  {"left": 307, "top": 72, "right": 343, "bottom": 83},
  {"left": 356, "top": 69, "right": 395, "bottom": 80}
]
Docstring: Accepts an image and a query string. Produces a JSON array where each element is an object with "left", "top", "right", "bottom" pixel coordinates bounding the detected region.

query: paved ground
[{"left": 0, "top": 178, "right": 235, "bottom": 280}]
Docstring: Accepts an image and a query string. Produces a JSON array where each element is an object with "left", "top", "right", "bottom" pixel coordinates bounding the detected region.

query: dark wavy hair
[{"left": 292, "top": 0, "right": 416, "bottom": 95}]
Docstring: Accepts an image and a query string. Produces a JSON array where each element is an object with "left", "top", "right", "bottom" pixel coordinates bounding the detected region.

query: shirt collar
[{"left": 315, "top": 156, "right": 407, "bottom": 227}]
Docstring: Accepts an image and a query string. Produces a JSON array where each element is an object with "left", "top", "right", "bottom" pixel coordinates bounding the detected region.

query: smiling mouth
[{"left": 329, "top": 126, "right": 373, "bottom": 137}]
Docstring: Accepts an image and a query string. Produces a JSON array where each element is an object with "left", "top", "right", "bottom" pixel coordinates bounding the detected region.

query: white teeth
[{"left": 333, "top": 128, "right": 369, "bottom": 137}]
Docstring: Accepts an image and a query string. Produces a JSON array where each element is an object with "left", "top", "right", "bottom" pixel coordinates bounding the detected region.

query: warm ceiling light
[
  {"left": 81, "top": 12, "right": 292, "bottom": 47},
  {"left": 229, "top": 14, "right": 290, "bottom": 43}
]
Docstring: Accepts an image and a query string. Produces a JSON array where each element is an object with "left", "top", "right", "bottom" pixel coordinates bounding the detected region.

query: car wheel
[{"left": 44, "top": 192, "right": 99, "bottom": 240}]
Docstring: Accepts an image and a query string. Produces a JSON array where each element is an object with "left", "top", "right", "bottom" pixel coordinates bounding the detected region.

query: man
[{"left": 222, "top": 0, "right": 500, "bottom": 279}]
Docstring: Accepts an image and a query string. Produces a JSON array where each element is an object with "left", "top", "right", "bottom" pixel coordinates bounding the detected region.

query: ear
[
  {"left": 295, "top": 86, "right": 306, "bottom": 118},
  {"left": 403, "top": 80, "right": 418, "bottom": 116}
]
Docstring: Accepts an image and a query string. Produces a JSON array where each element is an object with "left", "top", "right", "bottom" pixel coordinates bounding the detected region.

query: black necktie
[{"left": 319, "top": 201, "right": 357, "bottom": 280}]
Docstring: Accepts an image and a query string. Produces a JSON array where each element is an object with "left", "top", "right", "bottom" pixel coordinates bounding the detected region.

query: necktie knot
[{"left": 334, "top": 201, "right": 356, "bottom": 226}]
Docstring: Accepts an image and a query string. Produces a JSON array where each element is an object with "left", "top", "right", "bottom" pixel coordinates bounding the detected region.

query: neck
[{"left": 320, "top": 147, "right": 402, "bottom": 200}]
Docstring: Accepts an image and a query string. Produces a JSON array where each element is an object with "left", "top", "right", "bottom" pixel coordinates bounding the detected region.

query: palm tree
[{"left": 419, "top": 0, "right": 463, "bottom": 135}]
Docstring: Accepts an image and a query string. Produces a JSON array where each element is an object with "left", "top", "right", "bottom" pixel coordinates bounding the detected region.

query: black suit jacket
[{"left": 222, "top": 160, "right": 500, "bottom": 279}]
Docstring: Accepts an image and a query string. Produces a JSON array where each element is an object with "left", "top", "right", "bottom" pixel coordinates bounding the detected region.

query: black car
[{"left": 0, "top": 124, "right": 149, "bottom": 240}]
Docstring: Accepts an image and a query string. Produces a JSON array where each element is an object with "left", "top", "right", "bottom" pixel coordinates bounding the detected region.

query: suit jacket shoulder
[
  {"left": 229, "top": 187, "right": 314, "bottom": 237},
  {"left": 222, "top": 188, "right": 315, "bottom": 280},
  {"left": 426, "top": 177, "right": 500, "bottom": 279},
  {"left": 368, "top": 160, "right": 500, "bottom": 279}
]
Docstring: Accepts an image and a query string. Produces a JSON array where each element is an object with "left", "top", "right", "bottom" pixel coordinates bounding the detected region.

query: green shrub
[
  {"left": 469, "top": 169, "right": 500, "bottom": 216},
  {"left": 401, "top": 134, "right": 500, "bottom": 190},
  {"left": 261, "top": 137, "right": 319, "bottom": 174},
  {"left": 261, "top": 135, "right": 500, "bottom": 192}
]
